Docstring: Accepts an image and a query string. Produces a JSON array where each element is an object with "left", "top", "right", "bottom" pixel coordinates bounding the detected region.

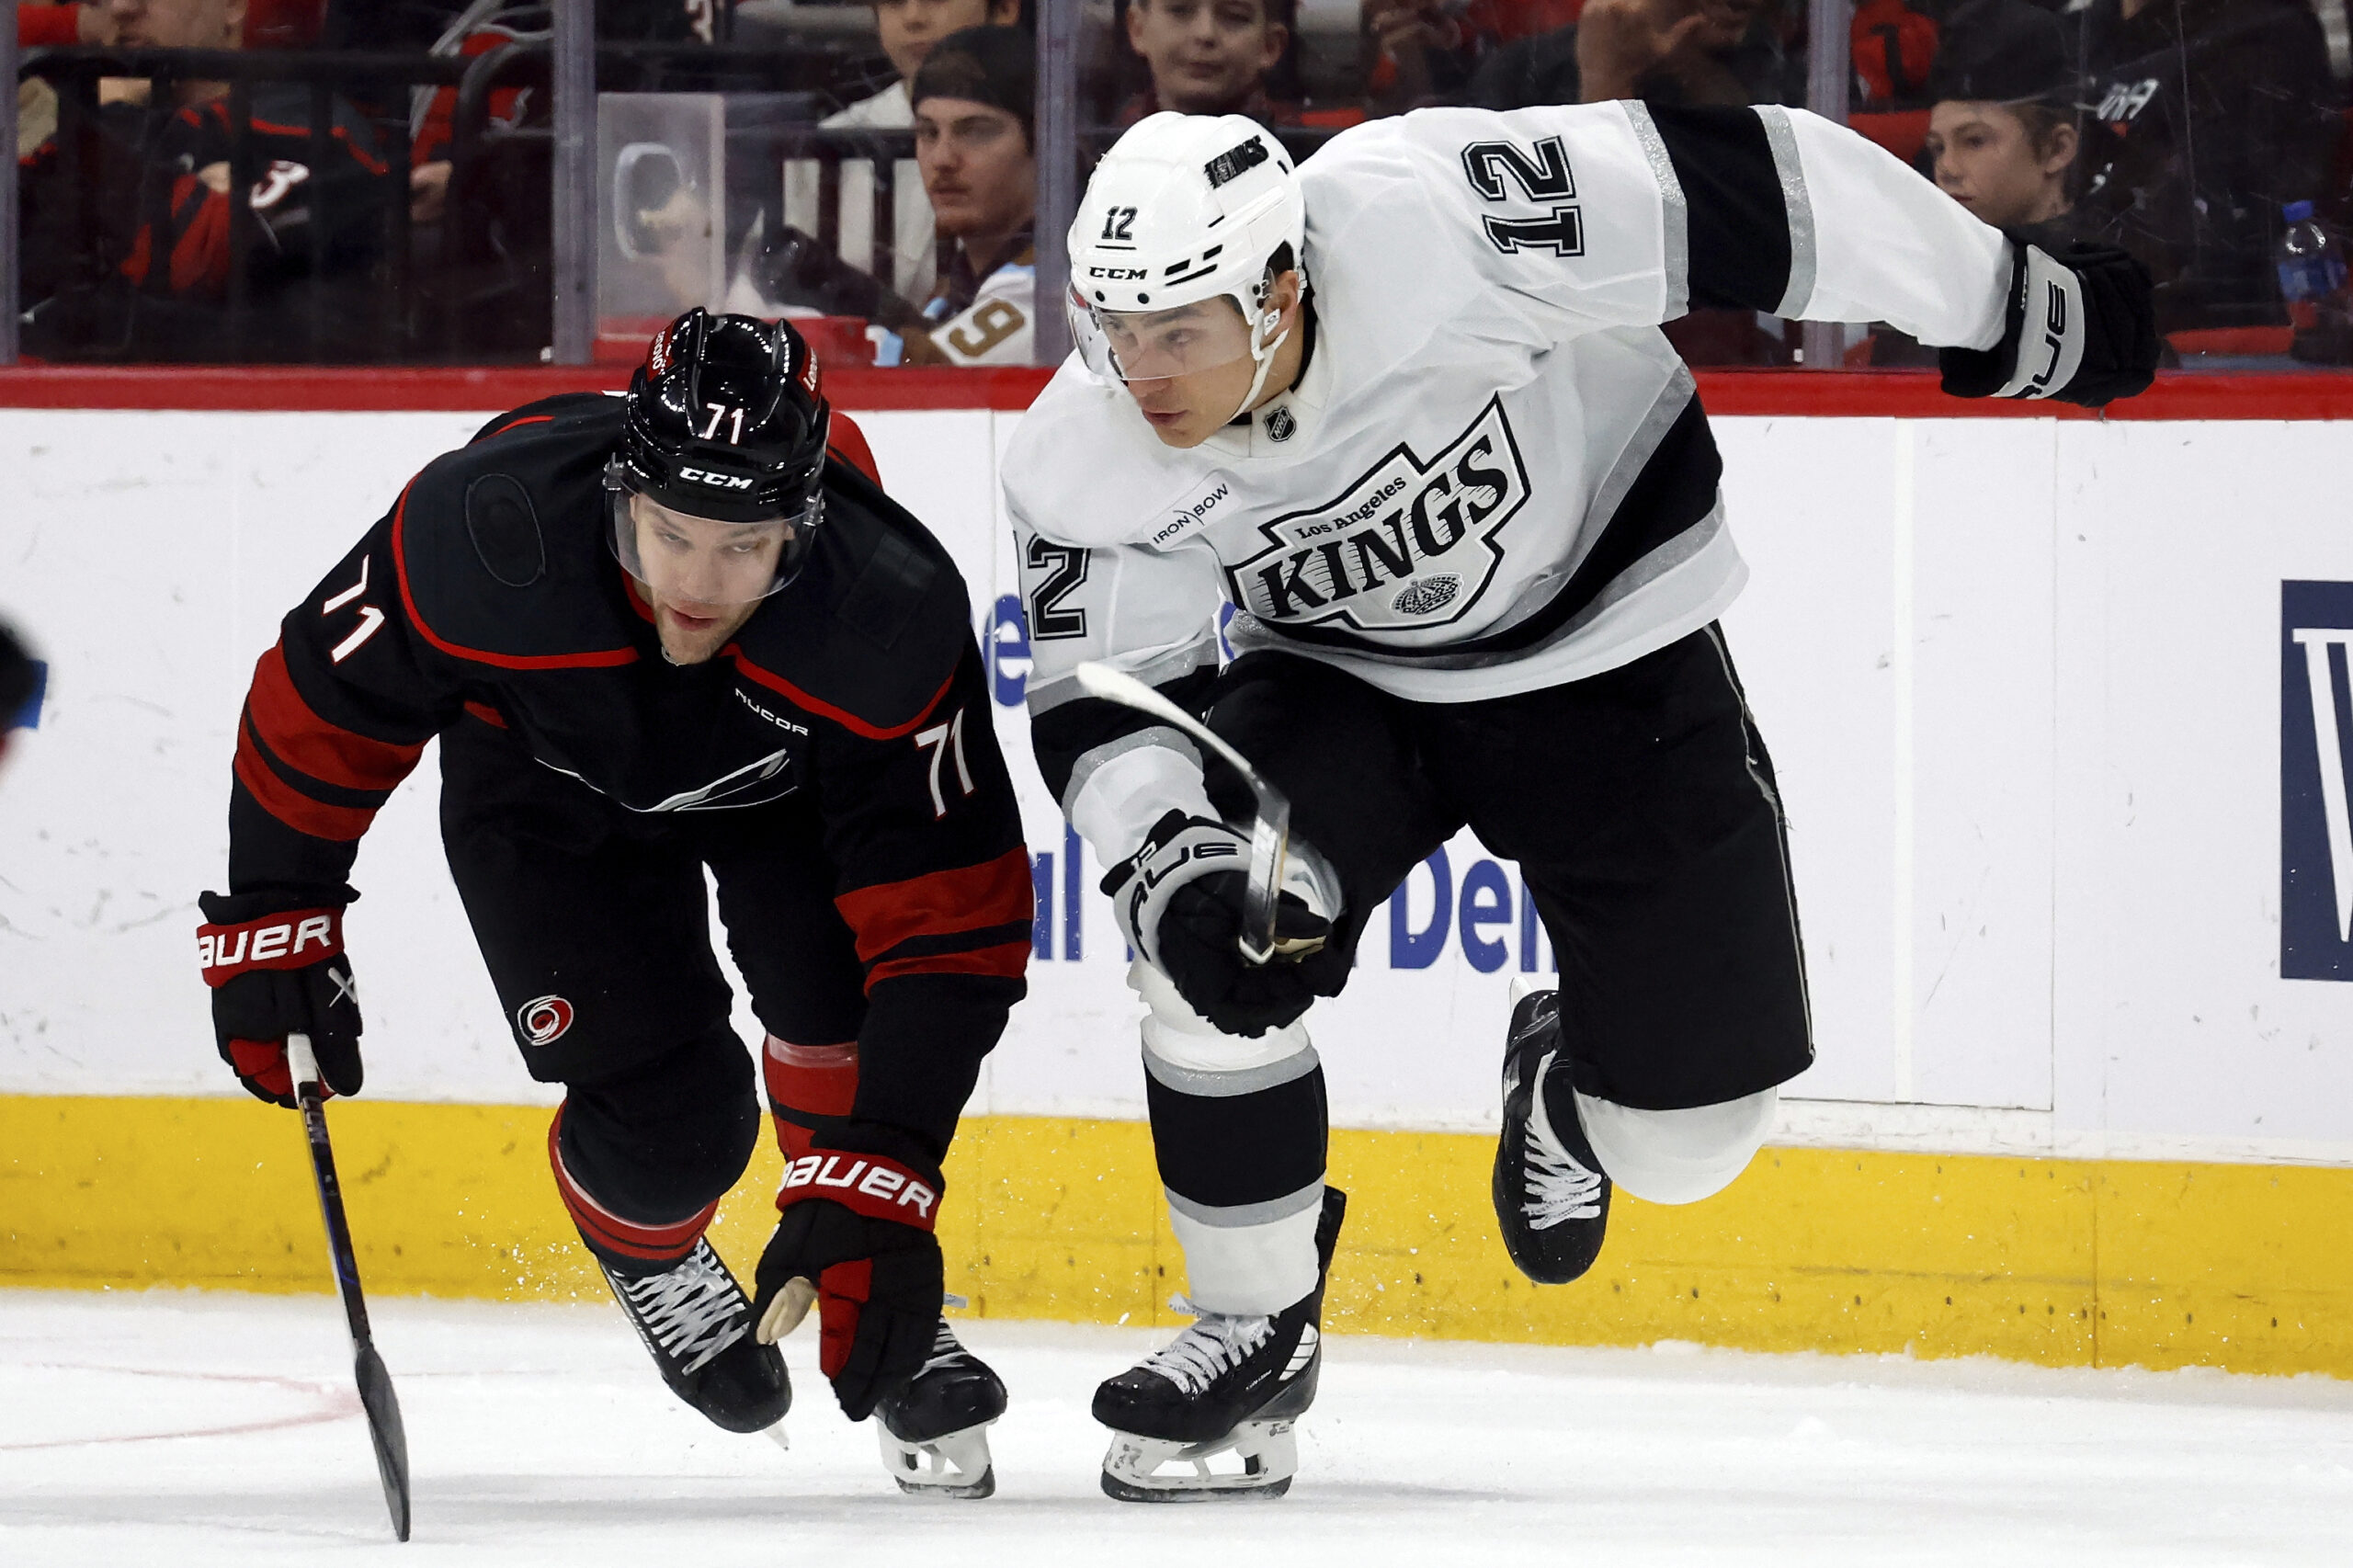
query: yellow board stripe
[{"left": 4, "top": 1095, "right": 2348, "bottom": 1378}]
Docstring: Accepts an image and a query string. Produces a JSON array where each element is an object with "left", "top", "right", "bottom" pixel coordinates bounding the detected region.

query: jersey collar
[{"left": 1209, "top": 302, "right": 1325, "bottom": 461}]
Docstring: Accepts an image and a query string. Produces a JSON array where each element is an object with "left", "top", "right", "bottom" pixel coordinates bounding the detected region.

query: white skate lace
[
  {"left": 1522, "top": 1049, "right": 1604, "bottom": 1230},
  {"left": 1139, "top": 1296, "right": 1275, "bottom": 1396},
  {"left": 615, "top": 1243, "right": 747, "bottom": 1376},
  {"left": 916, "top": 1318, "right": 965, "bottom": 1378}
]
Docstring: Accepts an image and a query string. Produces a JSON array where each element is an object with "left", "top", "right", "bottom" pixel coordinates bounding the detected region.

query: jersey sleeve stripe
[
  {"left": 1620, "top": 103, "right": 1690, "bottom": 323},
  {"left": 865, "top": 940, "right": 1033, "bottom": 988},
  {"left": 1643, "top": 105, "right": 1796, "bottom": 316},
  {"left": 232, "top": 740, "right": 377, "bottom": 841},
  {"left": 1755, "top": 107, "right": 1818, "bottom": 320},
  {"left": 732, "top": 650, "right": 955, "bottom": 741},
  {"left": 833, "top": 847, "right": 1036, "bottom": 966},
  {"left": 246, "top": 643, "right": 427, "bottom": 792},
  {"left": 390, "top": 480, "right": 642, "bottom": 671}
]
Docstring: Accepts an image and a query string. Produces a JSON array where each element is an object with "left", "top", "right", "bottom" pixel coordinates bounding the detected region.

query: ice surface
[{"left": 4, "top": 1290, "right": 2351, "bottom": 1566}]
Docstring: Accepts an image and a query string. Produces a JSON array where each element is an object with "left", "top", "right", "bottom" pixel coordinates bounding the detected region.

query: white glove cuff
[{"left": 1995, "top": 244, "right": 2088, "bottom": 400}]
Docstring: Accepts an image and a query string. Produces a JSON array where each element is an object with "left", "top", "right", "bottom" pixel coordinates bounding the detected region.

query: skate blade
[
  {"left": 879, "top": 1417, "right": 996, "bottom": 1500},
  {"left": 1099, "top": 1420, "right": 1299, "bottom": 1503}
]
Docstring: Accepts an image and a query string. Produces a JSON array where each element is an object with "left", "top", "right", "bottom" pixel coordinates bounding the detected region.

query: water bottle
[{"left": 2276, "top": 199, "right": 2347, "bottom": 334}]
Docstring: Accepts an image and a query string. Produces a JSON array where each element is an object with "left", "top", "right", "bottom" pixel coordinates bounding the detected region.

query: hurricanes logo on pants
[{"left": 517, "top": 994, "right": 575, "bottom": 1046}]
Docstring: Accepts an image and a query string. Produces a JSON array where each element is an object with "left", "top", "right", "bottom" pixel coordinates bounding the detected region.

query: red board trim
[{"left": 6, "top": 364, "right": 2353, "bottom": 419}]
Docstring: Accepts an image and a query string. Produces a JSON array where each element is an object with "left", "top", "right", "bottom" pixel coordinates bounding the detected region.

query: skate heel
[
  {"left": 1101, "top": 1418, "right": 1298, "bottom": 1502},
  {"left": 872, "top": 1316, "right": 1006, "bottom": 1499}
]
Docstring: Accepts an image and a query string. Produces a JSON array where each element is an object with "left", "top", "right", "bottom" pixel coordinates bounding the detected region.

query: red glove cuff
[
  {"left": 198, "top": 908, "right": 343, "bottom": 985},
  {"left": 775, "top": 1151, "right": 940, "bottom": 1233}
]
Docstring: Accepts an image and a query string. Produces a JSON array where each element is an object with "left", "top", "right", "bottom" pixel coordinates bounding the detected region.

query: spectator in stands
[
  {"left": 1923, "top": 0, "right": 2080, "bottom": 240},
  {"left": 1460, "top": 0, "right": 1793, "bottom": 113},
  {"left": 772, "top": 0, "right": 1022, "bottom": 306},
  {"left": 16, "top": 0, "right": 395, "bottom": 358},
  {"left": 894, "top": 25, "right": 1037, "bottom": 365},
  {"left": 1867, "top": 0, "right": 2083, "bottom": 367},
  {"left": 2076, "top": 0, "right": 2339, "bottom": 335},
  {"left": 1119, "top": 0, "right": 1297, "bottom": 125}
]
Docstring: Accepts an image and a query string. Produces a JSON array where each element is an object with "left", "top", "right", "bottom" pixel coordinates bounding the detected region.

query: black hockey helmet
[{"left": 608, "top": 309, "right": 830, "bottom": 601}]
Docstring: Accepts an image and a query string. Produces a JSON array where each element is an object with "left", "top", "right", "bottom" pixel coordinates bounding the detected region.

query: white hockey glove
[
  {"left": 1940, "top": 239, "right": 2157, "bottom": 408},
  {"left": 1104, "top": 810, "right": 1334, "bottom": 1038}
]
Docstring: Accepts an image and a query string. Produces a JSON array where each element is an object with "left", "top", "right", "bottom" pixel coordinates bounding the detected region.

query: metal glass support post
[
  {"left": 551, "top": 0, "right": 597, "bottom": 364},
  {"left": 1800, "top": 0, "right": 1851, "bottom": 371},
  {"left": 2, "top": 22, "right": 20, "bottom": 366},
  {"left": 1031, "top": 0, "right": 1079, "bottom": 367}
]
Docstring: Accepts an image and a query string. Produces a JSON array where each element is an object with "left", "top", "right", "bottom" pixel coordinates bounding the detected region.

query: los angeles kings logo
[{"left": 1227, "top": 397, "right": 1529, "bottom": 633}]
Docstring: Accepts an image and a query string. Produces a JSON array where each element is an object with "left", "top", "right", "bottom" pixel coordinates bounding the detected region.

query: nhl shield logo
[
  {"left": 1265, "top": 406, "right": 1296, "bottom": 442},
  {"left": 1227, "top": 397, "right": 1529, "bottom": 634}
]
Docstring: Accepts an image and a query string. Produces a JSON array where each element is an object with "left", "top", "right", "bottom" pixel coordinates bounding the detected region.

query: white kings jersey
[{"left": 1004, "top": 101, "right": 2016, "bottom": 862}]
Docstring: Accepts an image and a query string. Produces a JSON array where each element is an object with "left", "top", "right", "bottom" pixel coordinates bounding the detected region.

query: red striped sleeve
[
  {"left": 833, "top": 848, "right": 1035, "bottom": 966},
  {"left": 247, "top": 643, "right": 426, "bottom": 791},
  {"left": 867, "top": 941, "right": 1033, "bottom": 987},
  {"left": 233, "top": 733, "right": 377, "bottom": 840}
]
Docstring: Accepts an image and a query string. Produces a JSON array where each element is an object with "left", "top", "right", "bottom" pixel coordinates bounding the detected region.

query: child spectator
[
  {"left": 1868, "top": 0, "right": 2084, "bottom": 367},
  {"left": 2076, "top": 0, "right": 2339, "bottom": 334},
  {"left": 1120, "top": 0, "right": 1296, "bottom": 125}
]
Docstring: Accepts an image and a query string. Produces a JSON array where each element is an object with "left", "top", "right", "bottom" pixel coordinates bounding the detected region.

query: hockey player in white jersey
[{"left": 1005, "top": 106, "right": 2155, "bottom": 1501}]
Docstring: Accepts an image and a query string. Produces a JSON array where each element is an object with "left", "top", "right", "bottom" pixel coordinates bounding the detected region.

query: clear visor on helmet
[
  {"left": 606, "top": 476, "right": 819, "bottom": 608},
  {"left": 1067, "top": 288, "right": 1267, "bottom": 383}
]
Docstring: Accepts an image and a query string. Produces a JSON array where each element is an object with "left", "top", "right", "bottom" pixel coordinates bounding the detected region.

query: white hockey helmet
[{"left": 1066, "top": 113, "right": 1306, "bottom": 408}]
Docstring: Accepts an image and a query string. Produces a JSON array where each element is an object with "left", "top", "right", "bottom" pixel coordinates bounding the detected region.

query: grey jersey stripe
[
  {"left": 1622, "top": 102, "right": 1689, "bottom": 323},
  {"left": 1142, "top": 1040, "right": 1323, "bottom": 1099},
  {"left": 1756, "top": 107, "right": 1816, "bottom": 319},
  {"left": 1062, "top": 724, "right": 1208, "bottom": 822}
]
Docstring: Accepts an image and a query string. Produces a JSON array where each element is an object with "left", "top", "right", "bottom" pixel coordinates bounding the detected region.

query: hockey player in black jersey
[
  {"left": 1006, "top": 108, "right": 2158, "bottom": 1499},
  {"left": 197, "top": 309, "right": 1029, "bottom": 1496}
]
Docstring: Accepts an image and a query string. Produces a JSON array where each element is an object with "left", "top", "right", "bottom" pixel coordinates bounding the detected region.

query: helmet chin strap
[{"left": 1228, "top": 305, "right": 1293, "bottom": 426}]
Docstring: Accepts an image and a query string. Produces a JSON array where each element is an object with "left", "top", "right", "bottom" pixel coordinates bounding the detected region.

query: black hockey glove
[
  {"left": 197, "top": 887, "right": 363, "bottom": 1108},
  {"left": 752, "top": 1140, "right": 945, "bottom": 1421},
  {"left": 1105, "top": 810, "right": 1336, "bottom": 1039},
  {"left": 1940, "top": 237, "right": 2157, "bottom": 408}
]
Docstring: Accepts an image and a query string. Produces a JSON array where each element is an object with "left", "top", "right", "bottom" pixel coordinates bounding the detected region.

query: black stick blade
[{"left": 354, "top": 1343, "right": 412, "bottom": 1542}]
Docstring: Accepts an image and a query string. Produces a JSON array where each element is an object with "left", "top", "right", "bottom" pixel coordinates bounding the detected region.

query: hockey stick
[
  {"left": 286, "top": 1033, "right": 413, "bottom": 1543},
  {"left": 1073, "top": 661, "right": 1305, "bottom": 966}
]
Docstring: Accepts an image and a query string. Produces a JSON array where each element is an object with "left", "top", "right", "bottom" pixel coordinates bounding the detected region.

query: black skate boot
[
  {"left": 872, "top": 1314, "right": 1007, "bottom": 1499},
  {"left": 597, "top": 1238, "right": 790, "bottom": 1435},
  {"left": 1094, "top": 1186, "right": 1347, "bottom": 1503},
  {"left": 1493, "top": 980, "right": 1611, "bottom": 1284}
]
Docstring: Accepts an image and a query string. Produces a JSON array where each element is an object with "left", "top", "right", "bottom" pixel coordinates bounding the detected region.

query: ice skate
[
  {"left": 1494, "top": 979, "right": 1611, "bottom": 1284},
  {"left": 873, "top": 1315, "right": 1006, "bottom": 1499},
  {"left": 598, "top": 1237, "right": 790, "bottom": 1434},
  {"left": 1095, "top": 1187, "right": 1345, "bottom": 1502}
]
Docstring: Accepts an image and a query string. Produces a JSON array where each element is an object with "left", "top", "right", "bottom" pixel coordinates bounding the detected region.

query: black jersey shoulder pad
[
  {"left": 393, "top": 398, "right": 645, "bottom": 668},
  {"left": 728, "top": 459, "right": 972, "bottom": 739}
]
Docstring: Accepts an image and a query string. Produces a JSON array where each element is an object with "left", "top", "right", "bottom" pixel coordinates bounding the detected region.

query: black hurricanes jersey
[{"left": 225, "top": 392, "right": 1031, "bottom": 1141}]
